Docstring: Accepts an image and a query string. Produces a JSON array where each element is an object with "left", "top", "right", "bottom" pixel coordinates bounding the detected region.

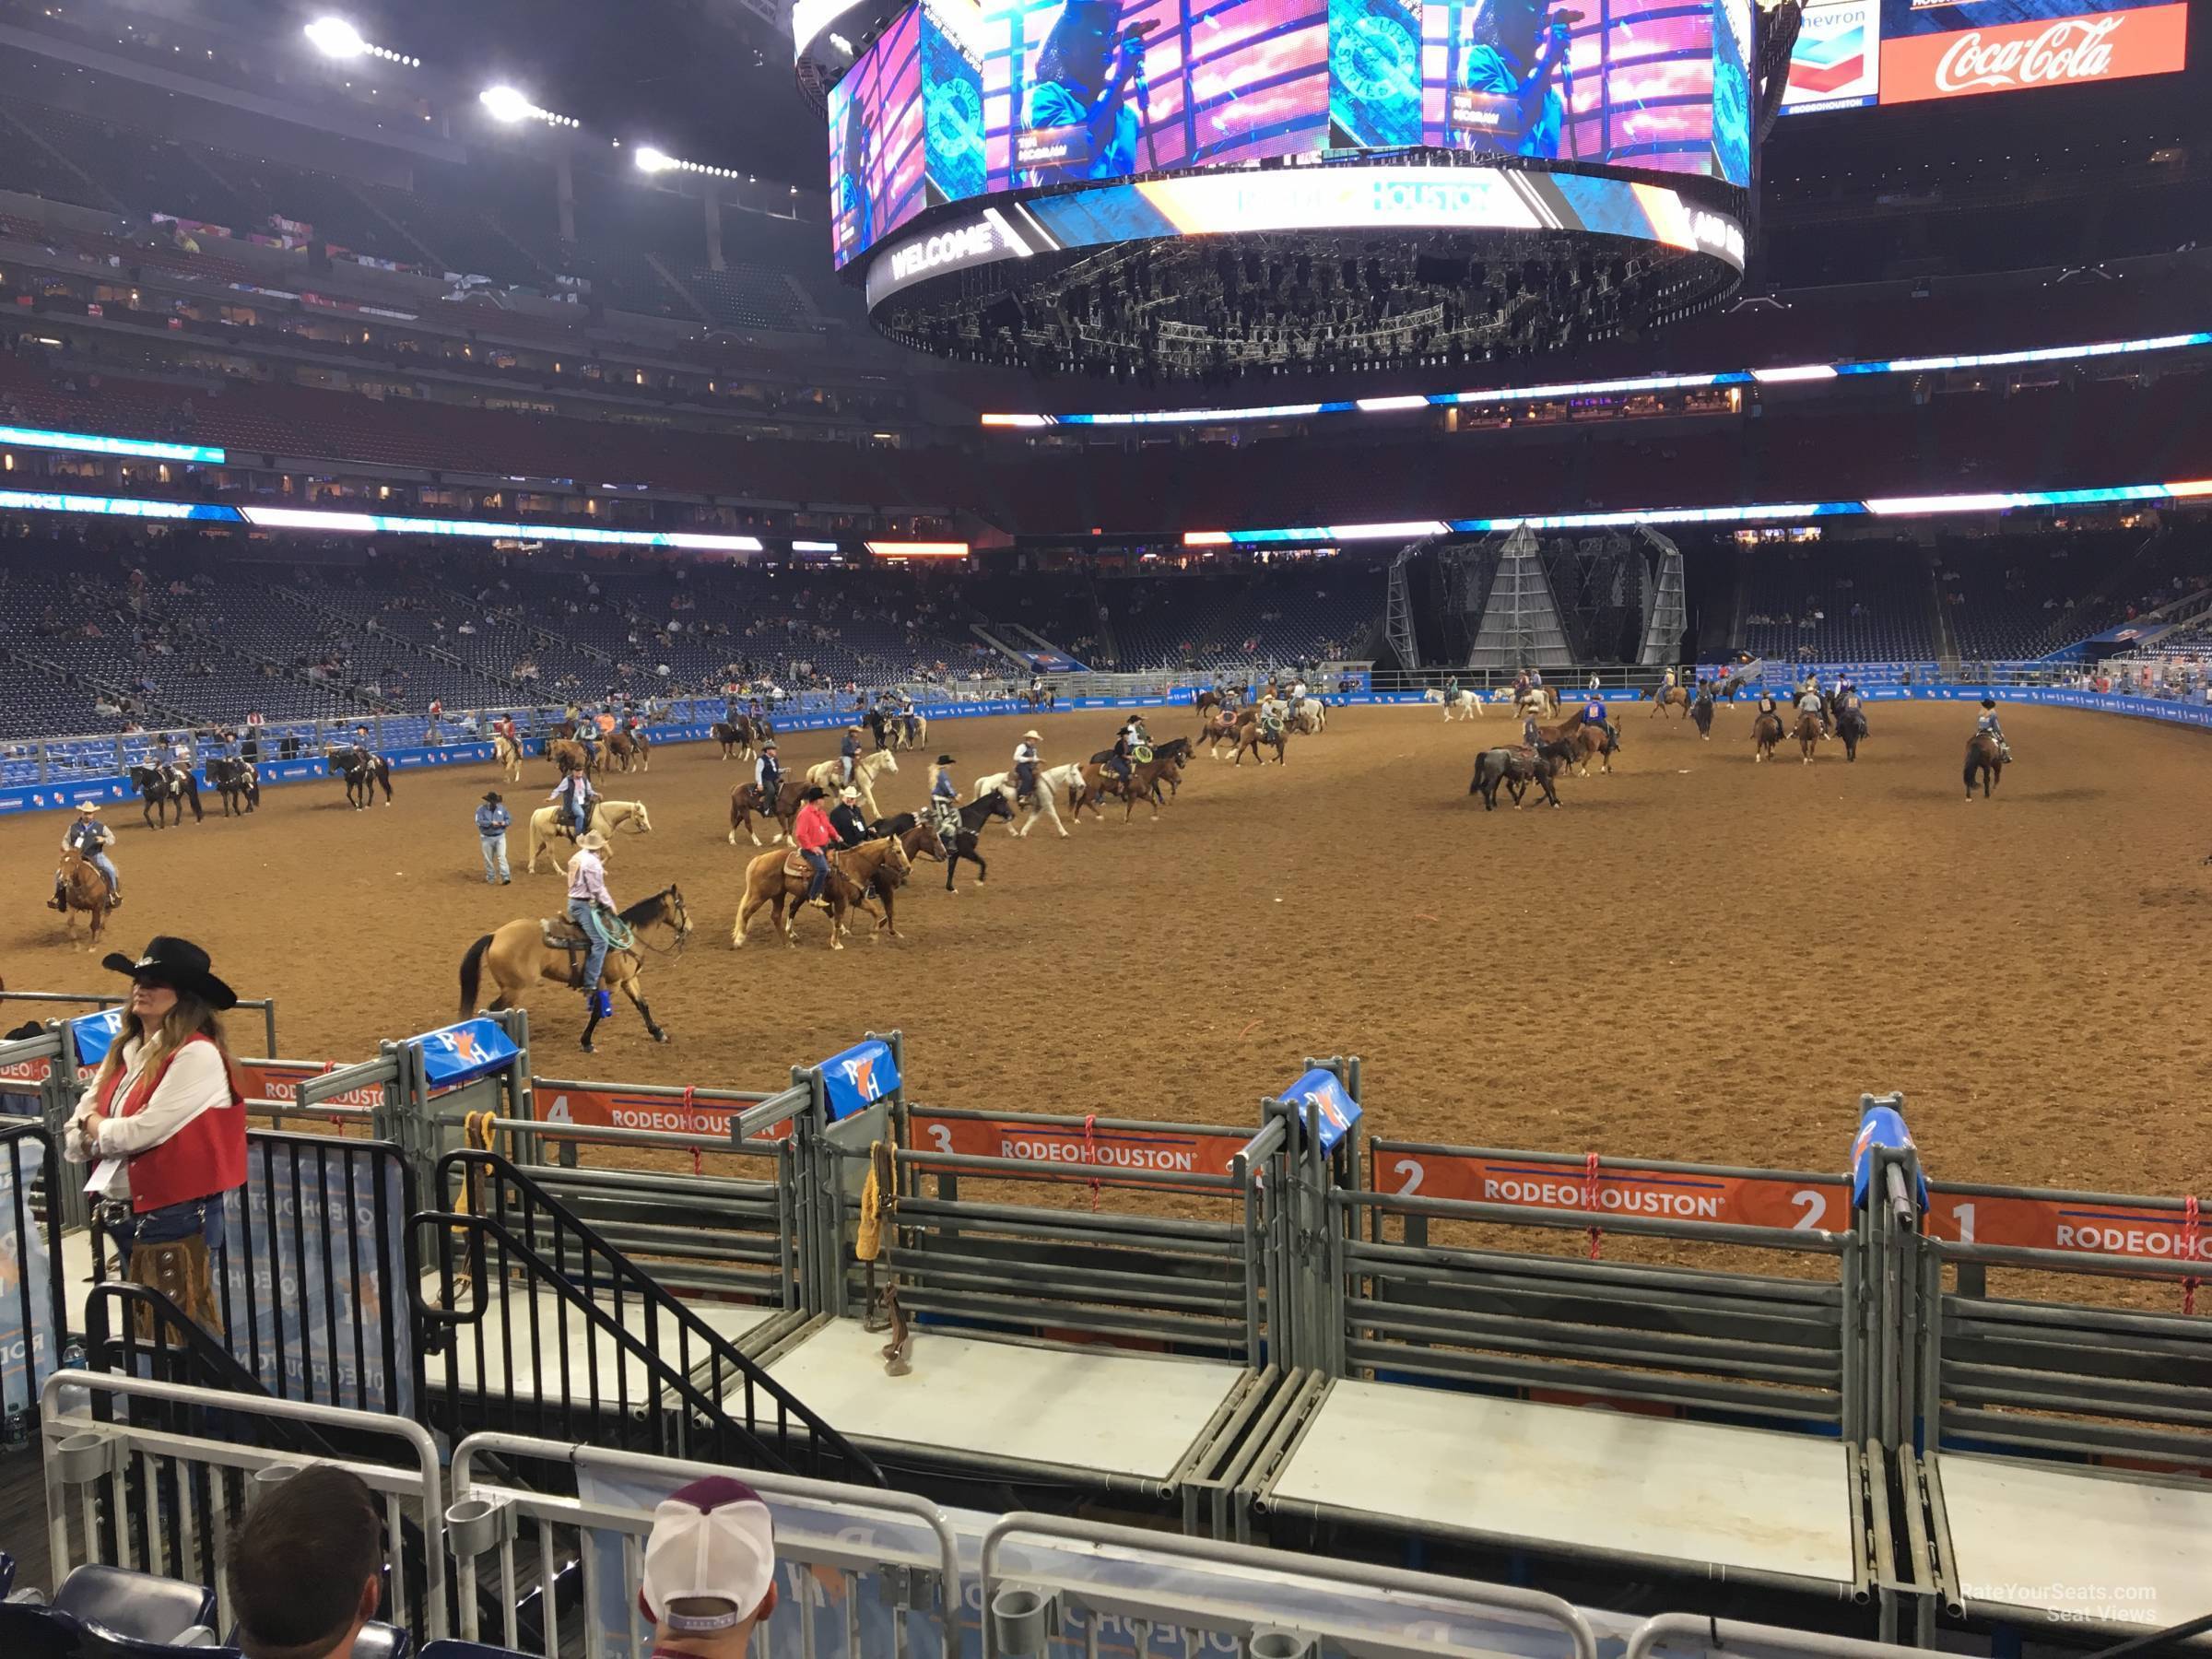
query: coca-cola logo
[{"left": 1935, "top": 15, "right": 2123, "bottom": 91}]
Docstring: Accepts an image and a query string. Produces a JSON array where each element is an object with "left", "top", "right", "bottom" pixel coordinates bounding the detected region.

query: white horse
[
  {"left": 1422, "top": 688, "right": 1482, "bottom": 722},
  {"left": 525, "top": 798, "right": 653, "bottom": 875},
  {"left": 1290, "top": 696, "right": 1328, "bottom": 734},
  {"left": 492, "top": 731, "right": 526, "bottom": 782},
  {"left": 973, "top": 766, "right": 1076, "bottom": 838},
  {"left": 806, "top": 748, "right": 899, "bottom": 821}
]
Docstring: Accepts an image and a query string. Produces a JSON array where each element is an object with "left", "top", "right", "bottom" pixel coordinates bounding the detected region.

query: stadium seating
[{"left": 1739, "top": 540, "right": 1941, "bottom": 665}]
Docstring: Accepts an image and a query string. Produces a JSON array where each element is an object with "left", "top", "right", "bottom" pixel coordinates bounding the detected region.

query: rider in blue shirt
[
  {"left": 754, "top": 740, "right": 783, "bottom": 806},
  {"left": 1974, "top": 697, "right": 2011, "bottom": 758},
  {"left": 839, "top": 726, "right": 863, "bottom": 787},
  {"left": 1581, "top": 695, "right": 1617, "bottom": 747}
]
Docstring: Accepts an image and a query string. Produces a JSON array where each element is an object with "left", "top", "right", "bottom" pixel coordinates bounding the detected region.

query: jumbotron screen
[
  {"left": 830, "top": 0, "right": 1753, "bottom": 267},
  {"left": 1778, "top": 0, "right": 2186, "bottom": 114}
]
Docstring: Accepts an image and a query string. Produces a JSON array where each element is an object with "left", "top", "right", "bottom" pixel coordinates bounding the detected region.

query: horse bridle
[{"left": 638, "top": 887, "right": 690, "bottom": 959}]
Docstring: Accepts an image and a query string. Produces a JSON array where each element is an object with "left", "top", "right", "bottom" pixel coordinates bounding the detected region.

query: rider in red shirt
[{"left": 793, "top": 787, "right": 837, "bottom": 908}]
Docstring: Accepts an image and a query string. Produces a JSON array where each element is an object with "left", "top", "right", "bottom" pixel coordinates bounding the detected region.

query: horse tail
[
  {"left": 1962, "top": 746, "right": 1978, "bottom": 788},
  {"left": 459, "top": 934, "right": 494, "bottom": 1018}
]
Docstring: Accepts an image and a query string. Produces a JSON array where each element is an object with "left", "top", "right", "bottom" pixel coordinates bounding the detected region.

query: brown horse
[
  {"left": 1752, "top": 712, "right": 1784, "bottom": 762},
  {"left": 549, "top": 739, "right": 594, "bottom": 779},
  {"left": 457, "top": 886, "right": 692, "bottom": 1052},
  {"left": 53, "top": 849, "right": 111, "bottom": 949},
  {"left": 606, "top": 730, "right": 650, "bottom": 773},
  {"left": 728, "top": 777, "right": 808, "bottom": 846},
  {"left": 1964, "top": 733, "right": 2005, "bottom": 799},
  {"left": 1794, "top": 711, "right": 1822, "bottom": 764},
  {"left": 1561, "top": 723, "right": 1619, "bottom": 777},
  {"left": 1073, "top": 755, "right": 1185, "bottom": 821},
  {"left": 1651, "top": 686, "right": 1690, "bottom": 719},
  {"left": 1200, "top": 712, "right": 1244, "bottom": 757},
  {"left": 1232, "top": 712, "right": 1288, "bottom": 767},
  {"left": 732, "top": 834, "right": 910, "bottom": 949},
  {"left": 1194, "top": 688, "right": 1225, "bottom": 715},
  {"left": 713, "top": 717, "right": 760, "bottom": 760}
]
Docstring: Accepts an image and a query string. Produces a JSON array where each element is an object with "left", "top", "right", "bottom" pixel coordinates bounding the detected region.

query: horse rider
[
  {"left": 549, "top": 764, "right": 595, "bottom": 840},
  {"left": 1795, "top": 679, "right": 1826, "bottom": 731},
  {"left": 1512, "top": 668, "right": 1531, "bottom": 703},
  {"left": 53, "top": 801, "right": 123, "bottom": 910},
  {"left": 1754, "top": 687, "right": 1783, "bottom": 731},
  {"left": 1106, "top": 724, "right": 1137, "bottom": 790},
  {"left": 865, "top": 702, "right": 889, "bottom": 752},
  {"left": 1521, "top": 709, "right": 1544, "bottom": 754},
  {"left": 928, "top": 753, "right": 962, "bottom": 841},
  {"left": 839, "top": 725, "right": 864, "bottom": 786},
  {"left": 754, "top": 738, "right": 783, "bottom": 806},
  {"left": 1837, "top": 678, "right": 1865, "bottom": 728},
  {"left": 1443, "top": 674, "right": 1461, "bottom": 706},
  {"left": 1974, "top": 697, "right": 2013, "bottom": 759},
  {"left": 564, "top": 830, "right": 618, "bottom": 1013},
  {"left": 1581, "top": 693, "right": 1617, "bottom": 747},
  {"left": 793, "top": 786, "right": 839, "bottom": 911},
  {"left": 1013, "top": 729, "right": 1041, "bottom": 802},
  {"left": 830, "top": 786, "right": 871, "bottom": 849}
]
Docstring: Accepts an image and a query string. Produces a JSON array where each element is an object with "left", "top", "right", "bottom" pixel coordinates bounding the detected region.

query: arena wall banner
[
  {"left": 0, "top": 1150, "right": 59, "bottom": 1415},
  {"left": 912, "top": 1111, "right": 1254, "bottom": 1177},
  {"left": 1382, "top": 1147, "right": 1853, "bottom": 1231}
]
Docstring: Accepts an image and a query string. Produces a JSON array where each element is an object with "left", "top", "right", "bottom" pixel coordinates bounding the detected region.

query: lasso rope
[
  {"left": 1082, "top": 1113, "right": 1101, "bottom": 1213},
  {"left": 1583, "top": 1151, "right": 1604, "bottom": 1260},
  {"left": 2183, "top": 1194, "right": 2201, "bottom": 1317}
]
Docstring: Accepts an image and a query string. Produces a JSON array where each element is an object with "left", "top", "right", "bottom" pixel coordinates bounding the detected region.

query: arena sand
[{"left": 3, "top": 701, "right": 2207, "bottom": 1206}]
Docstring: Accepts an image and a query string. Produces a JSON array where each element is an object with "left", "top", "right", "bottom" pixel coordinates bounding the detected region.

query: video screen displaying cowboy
[
  {"left": 1419, "top": 0, "right": 1738, "bottom": 179},
  {"left": 983, "top": 0, "right": 1329, "bottom": 191}
]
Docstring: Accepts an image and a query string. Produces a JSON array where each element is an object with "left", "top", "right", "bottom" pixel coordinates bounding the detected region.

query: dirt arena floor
[{"left": 3, "top": 700, "right": 2207, "bottom": 1200}]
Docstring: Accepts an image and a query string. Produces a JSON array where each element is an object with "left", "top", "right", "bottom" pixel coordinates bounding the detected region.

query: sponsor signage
[
  {"left": 1783, "top": 0, "right": 1883, "bottom": 110},
  {"left": 1879, "top": 1, "right": 2186, "bottom": 101},
  {"left": 413, "top": 1018, "right": 520, "bottom": 1089},
  {"left": 238, "top": 1059, "right": 384, "bottom": 1112},
  {"left": 912, "top": 1113, "right": 1253, "bottom": 1180},
  {"left": 1382, "top": 1148, "right": 1852, "bottom": 1231},
  {"left": 818, "top": 1039, "right": 899, "bottom": 1121}
]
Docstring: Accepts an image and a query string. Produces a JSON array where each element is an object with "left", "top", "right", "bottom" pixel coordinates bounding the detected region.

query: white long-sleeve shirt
[{"left": 66, "top": 1039, "right": 235, "bottom": 1196}]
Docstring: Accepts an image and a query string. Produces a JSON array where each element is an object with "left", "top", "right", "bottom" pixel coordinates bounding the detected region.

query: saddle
[{"left": 540, "top": 912, "right": 637, "bottom": 982}]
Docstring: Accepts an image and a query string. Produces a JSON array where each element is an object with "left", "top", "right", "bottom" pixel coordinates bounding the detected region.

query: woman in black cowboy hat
[{"left": 67, "top": 936, "right": 248, "bottom": 1328}]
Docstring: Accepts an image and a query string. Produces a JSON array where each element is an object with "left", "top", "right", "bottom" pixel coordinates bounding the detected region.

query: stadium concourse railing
[
  {"left": 5, "top": 1012, "right": 2208, "bottom": 1645},
  {"left": 31, "top": 1379, "right": 1950, "bottom": 1659}
]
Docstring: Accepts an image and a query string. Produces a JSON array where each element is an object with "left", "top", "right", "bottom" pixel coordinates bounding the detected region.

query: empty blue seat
[
  {"left": 0, "top": 1597, "right": 238, "bottom": 1657},
  {"left": 53, "top": 1566, "right": 217, "bottom": 1645}
]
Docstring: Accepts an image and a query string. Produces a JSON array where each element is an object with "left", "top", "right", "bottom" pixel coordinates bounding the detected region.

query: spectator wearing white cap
[{"left": 641, "top": 1476, "right": 779, "bottom": 1659}]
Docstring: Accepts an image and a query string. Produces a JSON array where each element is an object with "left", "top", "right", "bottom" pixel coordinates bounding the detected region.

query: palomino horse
[
  {"left": 1690, "top": 689, "right": 1716, "bottom": 741},
  {"left": 1964, "top": 733, "right": 2006, "bottom": 799},
  {"left": 324, "top": 748, "right": 392, "bottom": 809},
  {"left": 1423, "top": 688, "right": 1482, "bottom": 721},
  {"left": 492, "top": 732, "right": 526, "bottom": 782},
  {"left": 1793, "top": 711, "right": 1822, "bottom": 765},
  {"left": 458, "top": 885, "right": 692, "bottom": 1052},
  {"left": 1469, "top": 747, "right": 1563, "bottom": 810},
  {"left": 526, "top": 799, "right": 653, "bottom": 874},
  {"left": 53, "top": 849, "right": 112, "bottom": 948},
  {"left": 1752, "top": 712, "right": 1785, "bottom": 762},
  {"left": 806, "top": 748, "right": 899, "bottom": 821},
  {"left": 1835, "top": 700, "right": 1869, "bottom": 762},
  {"left": 206, "top": 757, "right": 260, "bottom": 816},
  {"left": 733, "top": 834, "right": 910, "bottom": 948},
  {"left": 126, "top": 764, "right": 202, "bottom": 830},
  {"left": 1651, "top": 687, "right": 1690, "bottom": 719},
  {"left": 884, "top": 709, "right": 928, "bottom": 751},
  {"left": 606, "top": 730, "right": 651, "bottom": 773},
  {"left": 1288, "top": 697, "right": 1327, "bottom": 735}
]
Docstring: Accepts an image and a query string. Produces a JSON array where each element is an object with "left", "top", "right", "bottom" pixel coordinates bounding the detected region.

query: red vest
[{"left": 96, "top": 1035, "right": 247, "bottom": 1214}]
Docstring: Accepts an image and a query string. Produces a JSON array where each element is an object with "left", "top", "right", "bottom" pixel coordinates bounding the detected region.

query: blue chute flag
[
  {"left": 1278, "top": 1065, "right": 1361, "bottom": 1154},
  {"left": 820, "top": 1039, "right": 900, "bottom": 1122},
  {"left": 1851, "top": 1095, "right": 1928, "bottom": 1211},
  {"left": 414, "top": 1017, "right": 520, "bottom": 1089},
  {"left": 67, "top": 1007, "right": 124, "bottom": 1070}
]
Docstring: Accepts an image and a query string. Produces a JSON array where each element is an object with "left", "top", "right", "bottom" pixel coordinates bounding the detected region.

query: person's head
[
  {"left": 227, "top": 1465, "right": 382, "bottom": 1659},
  {"left": 94, "top": 937, "right": 240, "bottom": 1096},
  {"left": 1023, "top": 729, "right": 1041, "bottom": 744},
  {"left": 762, "top": 740, "right": 777, "bottom": 754},
  {"left": 483, "top": 791, "right": 503, "bottom": 806},
  {"left": 840, "top": 786, "right": 862, "bottom": 806},
  {"left": 803, "top": 786, "right": 826, "bottom": 803},
  {"left": 1038, "top": 0, "right": 1125, "bottom": 93},
  {"left": 641, "top": 1477, "right": 778, "bottom": 1659},
  {"left": 577, "top": 830, "right": 612, "bottom": 856},
  {"left": 76, "top": 801, "right": 100, "bottom": 823},
  {"left": 1982, "top": 697, "right": 1996, "bottom": 711}
]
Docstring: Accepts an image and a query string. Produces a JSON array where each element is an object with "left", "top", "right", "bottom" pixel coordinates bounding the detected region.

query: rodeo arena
[{"left": 3, "top": 4, "right": 2212, "bottom": 1659}]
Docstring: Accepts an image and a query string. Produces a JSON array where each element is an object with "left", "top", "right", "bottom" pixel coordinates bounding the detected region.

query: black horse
[
  {"left": 1087, "top": 735, "right": 1194, "bottom": 804},
  {"left": 326, "top": 746, "right": 393, "bottom": 809},
  {"left": 1690, "top": 688, "right": 1715, "bottom": 741},
  {"left": 1835, "top": 701, "right": 1869, "bottom": 762},
  {"left": 1469, "top": 746, "right": 1564, "bottom": 811},
  {"left": 945, "top": 792, "right": 1013, "bottom": 891},
  {"left": 125, "top": 764, "right": 203, "bottom": 830},
  {"left": 206, "top": 756, "right": 261, "bottom": 815}
]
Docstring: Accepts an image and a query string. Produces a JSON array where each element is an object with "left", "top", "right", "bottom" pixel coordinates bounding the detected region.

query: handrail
[
  {"left": 419, "top": 1148, "right": 884, "bottom": 1487},
  {"left": 980, "top": 1511, "right": 1600, "bottom": 1659},
  {"left": 1628, "top": 1614, "right": 1924, "bottom": 1659}
]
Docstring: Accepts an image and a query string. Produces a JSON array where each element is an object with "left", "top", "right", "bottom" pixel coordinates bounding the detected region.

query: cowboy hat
[
  {"left": 935, "top": 754, "right": 956, "bottom": 765},
  {"left": 840, "top": 786, "right": 862, "bottom": 801},
  {"left": 576, "top": 830, "right": 612, "bottom": 853},
  {"left": 75, "top": 800, "right": 101, "bottom": 813},
  {"left": 1022, "top": 729, "right": 1041, "bottom": 741},
  {"left": 482, "top": 791, "right": 503, "bottom": 804},
  {"left": 101, "top": 936, "right": 238, "bottom": 1011}
]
